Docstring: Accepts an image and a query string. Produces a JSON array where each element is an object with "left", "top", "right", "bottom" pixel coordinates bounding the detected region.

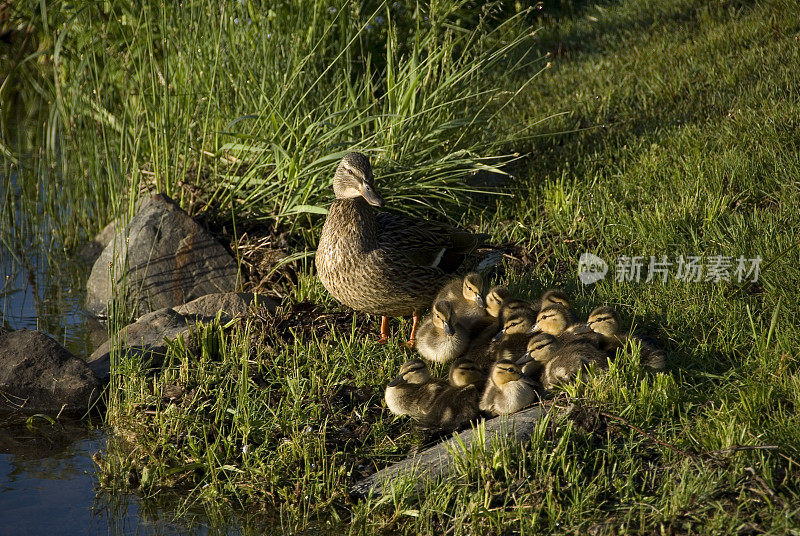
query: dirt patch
[{"left": 249, "top": 301, "right": 375, "bottom": 351}]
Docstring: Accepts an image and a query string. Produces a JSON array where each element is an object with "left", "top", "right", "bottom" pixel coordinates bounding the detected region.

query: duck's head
[
  {"left": 490, "top": 359, "right": 522, "bottom": 386},
  {"left": 540, "top": 289, "right": 570, "bottom": 309},
  {"left": 333, "top": 152, "right": 384, "bottom": 207},
  {"left": 517, "top": 333, "right": 558, "bottom": 365},
  {"left": 492, "top": 309, "right": 536, "bottom": 341},
  {"left": 462, "top": 272, "right": 486, "bottom": 308},
  {"left": 432, "top": 300, "right": 456, "bottom": 336},
  {"left": 389, "top": 358, "right": 430, "bottom": 386},
  {"left": 448, "top": 359, "right": 485, "bottom": 387},
  {"left": 533, "top": 304, "right": 575, "bottom": 336},
  {"left": 498, "top": 299, "right": 532, "bottom": 325},
  {"left": 485, "top": 286, "right": 510, "bottom": 317},
  {"left": 587, "top": 306, "right": 620, "bottom": 337}
]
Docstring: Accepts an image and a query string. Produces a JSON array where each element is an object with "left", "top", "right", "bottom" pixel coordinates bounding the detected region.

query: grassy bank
[{"left": 5, "top": 0, "right": 800, "bottom": 534}]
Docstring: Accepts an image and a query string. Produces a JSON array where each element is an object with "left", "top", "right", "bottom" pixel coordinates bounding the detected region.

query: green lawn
[{"left": 5, "top": 0, "right": 800, "bottom": 533}]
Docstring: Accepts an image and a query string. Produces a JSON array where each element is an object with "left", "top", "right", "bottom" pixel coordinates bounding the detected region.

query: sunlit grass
[{"left": 3, "top": 0, "right": 800, "bottom": 534}]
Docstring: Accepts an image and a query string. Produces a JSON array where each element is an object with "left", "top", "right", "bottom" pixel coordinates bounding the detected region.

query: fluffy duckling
[
  {"left": 480, "top": 360, "right": 541, "bottom": 416},
  {"left": 498, "top": 298, "right": 536, "bottom": 325},
  {"left": 385, "top": 359, "right": 445, "bottom": 418},
  {"left": 541, "top": 340, "right": 608, "bottom": 389},
  {"left": 420, "top": 360, "right": 485, "bottom": 431},
  {"left": 434, "top": 272, "right": 487, "bottom": 330},
  {"left": 532, "top": 303, "right": 578, "bottom": 336},
  {"left": 467, "top": 285, "right": 512, "bottom": 344},
  {"left": 587, "top": 306, "right": 666, "bottom": 371},
  {"left": 516, "top": 332, "right": 559, "bottom": 378},
  {"left": 416, "top": 300, "right": 469, "bottom": 364},
  {"left": 532, "top": 303, "right": 600, "bottom": 347},
  {"left": 448, "top": 357, "right": 487, "bottom": 389},
  {"left": 492, "top": 309, "right": 538, "bottom": 364},
  {"left": 485, "top": 286, "right": 511, "bottom": 318},
  {"left": 535, "top": 288, "right": 570, "bottom": 311}
]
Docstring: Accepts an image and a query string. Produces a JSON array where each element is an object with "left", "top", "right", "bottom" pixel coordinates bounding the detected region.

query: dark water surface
[{"left": 0, "top": 186, "right": 243, "bottom": 535}]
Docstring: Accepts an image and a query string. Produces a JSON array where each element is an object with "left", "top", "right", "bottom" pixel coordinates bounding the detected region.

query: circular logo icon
[{"left": 578, "top": 253, "right": 608, "bottom": 285}]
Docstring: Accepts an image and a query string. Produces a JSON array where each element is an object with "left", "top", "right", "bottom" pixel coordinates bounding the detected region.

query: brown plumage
[{"left": 316, "top": 152, "right": 487, "bottom": 344}]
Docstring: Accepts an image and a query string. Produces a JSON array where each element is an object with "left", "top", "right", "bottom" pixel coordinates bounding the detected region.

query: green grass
[{"left": 5, "top": 0, "right": 800, "bottom": 534}]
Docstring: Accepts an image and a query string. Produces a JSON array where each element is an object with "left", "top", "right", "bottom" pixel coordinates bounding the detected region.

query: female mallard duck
[
  {"left": 587, "top": 306, "right": 666, "bottom": 370},
  {"left": 384, "top": 359, "right": 446, "bottom": 418},
  {"left": 316, "top": 153, "right": 487, "bottom": 345},
  {"left": 479, "top": 360, "right": 541, "bottom": 416},
  {"left": 416, "top": 300, "right": 470, "bottom": 364}
]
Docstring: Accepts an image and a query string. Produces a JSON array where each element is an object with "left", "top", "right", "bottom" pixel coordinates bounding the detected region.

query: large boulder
[
  {"left": 85, "top": 193, "right": 239, "bottom": 317},
  {"left": 0, "top": 327, "right": 101, "bottom": 416},
  {"left": 87, "top": 293, "right": 277, "bottom": 382}
]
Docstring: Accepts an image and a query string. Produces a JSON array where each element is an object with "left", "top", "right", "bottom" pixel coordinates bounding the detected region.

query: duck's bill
[
  {"left": 444, "top": 321, "right": 455, "bottom": 337},
  {"left": 516, "top": 352, "right": 532, "bottom": 366},
  {"left": 492, "top": 329, "right": 505, "bottom": 342},
  {"left": 360, "top": 184, "right": 385, "bottom": 207},
  {"left": 571, "top": 323, "right": 593, "bottom": 334},
  {"left": 474, "top": 294, "right": 486, "bottom": 308},
  {"left": 388, "top": 375, "right": 404, "bottom": 387},
  {"left": 527, "top": 323, "right": 542, "bottom": 334}
]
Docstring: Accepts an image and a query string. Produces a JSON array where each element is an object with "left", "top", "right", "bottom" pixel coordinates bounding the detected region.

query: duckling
[
  {"left": 492, "top": 309, "right": 538, "bottom": 364},
  {"left": 516, "top": 332, "right": 559, "bottom": 378},
  {"left": 416, "top": 300, "right": 469, "bottom": 364},
  {"left": 587, "top": 306, "right": 666, "bottom": 370},
  {"left": 420, "top": 360, "right": 485, "bottom": 431},
  {"left": 485, "top": 286, "right": 511, "bottom": 318},
  {"left": 541, "top": 338, "right": 608, "bottom": 389},
  {"left": 498, "top": 298, "right": 536, "bottom": 325},
  {"left": 435, "top": 272, "right": 487, "bottom": 330},
  {"left": 480, "top": 360, "right": 541, "bottom": 416},
  {"left": 384, "top": 359, "right": 445, "bottom": 418},
  {"left": 448, "top": 357, "right": 487, "bottom": 389},
  {"left": 468, "top": 285, "right": 512, "bottom": 343},
  {"left": 534, "top": 288, "right": 571, "bottom": 311},
  {"left": 532, "top": 303, "right": 578, "bottom": 336}
]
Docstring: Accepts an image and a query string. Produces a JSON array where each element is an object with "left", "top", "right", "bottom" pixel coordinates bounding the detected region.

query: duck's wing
[{"left": 375, "top": 210, "right": 487, "bottom": 272}]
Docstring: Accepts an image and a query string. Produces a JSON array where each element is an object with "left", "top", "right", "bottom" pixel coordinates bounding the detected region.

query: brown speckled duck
[{"left": 316, "top": 152, "right": 487, "bottom": 345}]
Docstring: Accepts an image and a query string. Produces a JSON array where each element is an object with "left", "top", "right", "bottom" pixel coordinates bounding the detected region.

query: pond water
[{"left": 0, "top": 183, "right": 244, "bottom": 535}]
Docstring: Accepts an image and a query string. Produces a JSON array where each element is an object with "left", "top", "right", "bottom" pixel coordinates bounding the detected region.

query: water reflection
[
  {"left": 0, "top": 180, "right": 245, "bottom": 534},
  {"left": 0, "top": 229, "right": 96, "bottom": 360}
]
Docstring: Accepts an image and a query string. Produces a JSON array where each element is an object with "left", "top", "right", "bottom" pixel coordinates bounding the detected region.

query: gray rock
[
  {"left": 0, "top": 327, "right": 101, "bottom": 416},
  {"left": 174, "top": 292, "right": 276, "bottom": 319},
  {"left": 85, "top": 193, "right": 239, "bottom": 317},
  {"left": 87, "top": 293, "right": 277, "bottom": 382},
  {"left": 349, "top": 405, "right": 544, "bottom": 499},
  {"left": 79, "top": 220, "right": 118, "bottom": 263}
]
